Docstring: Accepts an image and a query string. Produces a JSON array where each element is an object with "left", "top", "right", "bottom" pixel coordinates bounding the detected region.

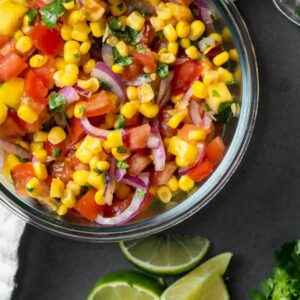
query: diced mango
[
  {"left": 206, "top": 82, "right": 233, "bottom": 112},
  {"left": 0, "top": 78, "right": 24, "bottom": 109}
]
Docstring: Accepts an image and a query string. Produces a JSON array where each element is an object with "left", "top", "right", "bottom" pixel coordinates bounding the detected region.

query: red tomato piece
[
  {"left": 171, "top": 60, "right": 202, "bottom": 95},
  {"left": 125, "top": 112, "right": 141, "bottom": 128},
  {"left": 28, "top": 25, "right": 64, "bottom": 57},
  {"left": 188, "top": 159, "right": 214, "bottom": 182},
  {"left": 8, "top": 109, "right": 41, "bottom": 133},
  {"left": 102, "top": 197, "right": 132, "bottom": 218},
  {"left": 70, "top": 117, "right": 85, "bottom": 144},
  {"left": 123, "top": 58, "right": 143, "bottom": 81},
  {"left": 34, "top": 58, "right": 56, "bottom": 89},
  {"left": 0, "top": 35, "right": 10, "bottom": 49},
  {"left": 0, "top": 40, "right": 15, "bottom": 57},
  {"left": 153, "top": 161, "right": 177, "bottom": 185},
  {"left": 83, "top": 91, "right": 113, "bottom": 117},
  {"left": 26, "top": 0, "right": 52, "bottom": 8},
  {"left": 205, "top": 136, "right": 226, "bottom": 165},
  {"left": 74, "top": 189, "right": 103, "bottom": 221},
  {"left": 11, "top": 163, "right": 35, "bottom": 196},
  {"left": 45, "top": 141, "right": 67, "bottom": 160},
  {"left": 0, "top": 52, "right": 27, "bottom": 82},
  {"left": 124, "top": 124, "right": 151, "bottom": 151},
  {"left": 132, "top": 52, "right": 157, "bottom": 72},
  {"left": 127, "top": 153, "right": 152, "bottom": 176},
  {"left": 24, "top": 70, "right": 48, "bottom": 103},
  {"left": 0, "top": 111, "right": 23, "bottom": 138}
]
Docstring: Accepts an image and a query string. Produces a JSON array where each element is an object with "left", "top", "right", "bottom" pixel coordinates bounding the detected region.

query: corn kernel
[
  {"left": 189, "top": 20, "right": 205, "bottom": 41},
  {"left": 192, "top": 80, "right": 207, "bottom": 99},
  {"left": 171, "top": 4, "right": 193, "bottom": 22},
  {"left": 61, "top": 73, "right": 78, "bottom": 87},
  {"left": 76, "top": 148, "right": 93, "bottom": 164},
  {"left": 126, "top": 11, "right": 145, "bottom": 31},
  {"left": 159, "top": 53, "right": 176, "bottom": 64},
  {"left": 23, "top": 15, "right": 30, "bottom": 27},
  {"left": 175, "top": 21, "right": 190, "bottom": 39},
  {"left": 126, "top": 86, "right": 138, "bottom": 101},
  {"left": 13, "top": 30, "right": 24, "bottom": 41},
  {"left": 63, "top": 0, "right": 75, "bottom": 10},
  {"left": 21, "top": 25, "right": 31, "bottom": 34},
  {"left": 86, "top": 1, "right": 106, "bottom": 21},
  {"left": 55, "top": 57, "right": 66, "bottom": 70},
  {"left": 32, "top": 149, "right": 47, "bottom": 163},
  {"left": 121, "top": 101, "right": 139, "bottom": 119},
  {"left": 66, "top": 181, "right": 81, "bottom": 196},
  {"left": 138, "top": 83, "right": 154, "bottom": 103},
  {"left": 73, "top": 170, "right": 89, "bottom": 186},
  {"left": 164, "top": 16, "right": 177, "bottom": 26},
  {"left": 107, "top": 130, "right": 123, "bottom": 148},
  {"left": 180, "top": 38, "right": 190, "bottom": 49},
  {"left": 50, "top": 178, "right": 65, "bottom": 198},
  {"left": 3, "top": 154, "right": 20, "bottom": 178},
  {"left": 168, "top": 42, "right": 178, "bottom": 56},
  {"left": 61, "top": 24, "right": 73, "bottom": 41},
  {"left": 88, "top": 172, "right": 105, "bottom": 189},
  {"left": 78, "top": 40, "right": 91, "bottom": 55},
  {"left": 185, "top": 45, "right": 198, "bottom": 60},
  {"left": 16, "top": 36, "right": 32, "bottom": 53},
  {"left": 57, "top": 203, "right": 68, "bottom": 216},
  {"left": 68, "top": 10, "right": 85, "bottom": 26},
  {"left": 30, "top": 142, "right": 44, "bottom": 153},
  {"left": 150, "top": 16, "right": 164, "bottom": 32},
  {"left": 208, "top": 32, "right": 222, "bottom": 44},
  {"left": 26, "top": 177, "right": 42, "bottom": 197},
  {"left": 17, "top": 105, "right": 38, "bottom": 124},
  {"left": 77, "top": 77, "right": 99, "bottom": 93},
  {"left": 33, "top": 131, "right": 48, "bottom": 142},
  {"left": 171, "top": 93, "right": 184, "bottom": 104},
  {"left": 229, "top": 48, "right": 239, "bottom": 61},
  {"left": 213, "top": 51, "right": 229, "bottom": 66},
  {"left": 90, "top": 19, "right": 106, "bottom": 38},
  {"left": 0, "top": 102, "right": 8, "bottom": 125},
  {"left": 218, "top": 67, "right": 234, "bottom": 83},
  {"left": 64, "top": 41, "right": 80, "bottom": 64},
  {"left": 179, "top": 175, "right": 195, "bottom": 191},
  {"left": 61, "top": 189, "right": 76, "bottom": 208},
  {"left": 97, "top": 161, "right": 110, "bottom": 172},
  {"left": 163, "top": 24, "right": 177, "bottom": 42},
  {"left": 29, "top": 54, "right": 47, "bottom": 68},
  {"left": 155, "top": 2, "right": 173, "bottom": 20},
  {"left": 188, "top": 129, "right": 206, "bottom": 141},
  {"left": 116, "top": 40, "right": 129, "bottom": 57},
  {"left": 115, "top": 183, "right": 131, "bottom": 199},
  {"left": 33, "top": 162, "right": 48, "bottom": 180},
  {"left": 202, "top": 70, "right": 219, "bottom": 85},
  {"left": 95, "top": 189, "right": 106, "bottom": 205},
  {"left": 111, "top": 1, "right": 127, "bottom": 16},
  {"left": 157, "top": 185, "right": 172, "bottom": 203},
  {"left": 65, "top": 63, "right": 79, "bottom": 75},
  {"left": 139, "top": 102, "right": 159, "bottom": 118},
  {"left": 74, "top": 101, "right": 87, "bottom": 118},
  {"left": 168, "top": 110, "right": 187, "bottom": 129},
  {"left": 71, "top": 22, "right": 90, "bottom": 42},
  {"left": 167, "top": 176, "right": 179, "bottom": 192},
  {"left": 83, "top": 59, "right": 96, "bottom": 74},
  {"left": 106, "top": 35, "right": 119, "bottom": 47},
  {"left": 222, "top": 27, "right": 232, "bottom": 42},
  {"left": 48, "top": 127, "right": 67, "bottom": 145},
  {"left": 112, "top": 64, "right": 124, "bottom": 74}
]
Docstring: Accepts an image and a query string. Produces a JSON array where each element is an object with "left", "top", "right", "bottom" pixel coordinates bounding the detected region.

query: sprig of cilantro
[
  {"left": 48, "top": 92, "right": 68, "bottom": 126},
  {"left": 40, "top": 0, "right": 66, "bottom": 28},
  {"left": 112, "top": 47, "right": 132, "bottom": 67}
]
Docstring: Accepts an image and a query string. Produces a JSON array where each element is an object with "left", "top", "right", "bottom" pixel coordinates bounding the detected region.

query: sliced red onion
[
  {"left": 199, "top": 37, "right": 216, "bottom": 53},
  {"left": 121, "top": 174, "right": 147, "bottom": 190},
  {"left": 156, "top": 71, "right": 174, "bottom": 105},
  {"left": 147, "top": 133, "right": 160, "bottom": 149},
  {"left": 79, "top": 118, "right": 110, "bottom": 138},
  {"left": 150, "top": 124, "right": 165, "bottom": 172},
  {"left": 103, "top": 157, "right": 116, "bottom": 206},
  {"left": 173, "top": 57, "right": 189, "bottom": 65},
  {"left": 202, "top": 112, "right": 213, "bottom": 130},
  {"left": 92, "top": 62, "right": 126, "bottom": 102},
  {"left": 74, "top": 86, "right": 92, "bottom": 98},
  {"left": 101, "top": 44, "right": 114, "bottom": 67},
  {"left": 190, "top": 100, "right": 202, "bottom": 126},
  {"left": 179, "top": 143, "right": 205, "bottom": 176},
  {"left": 179, "top": 81, "right": 196, "bottom": 110},
  {"left": 194, "top": 0, "right": 214, "bottom": 30},
  {"left": 0, "top": 148, "right": 4, "bottom": 172},
  {"left": 125, "top": 75, "right": 152, "bottom": 87},
  {"left": 77, "top": 0, "right": 83, "bottom": 7},
  {"left": 59, "top": 87, "right": 79, "bottom": 104},
  {"left": 115, "top": 168, "right": 126, "bottom": 182},
  {"left": 0, "top": 139, "right": 31, "bottom": 159}
]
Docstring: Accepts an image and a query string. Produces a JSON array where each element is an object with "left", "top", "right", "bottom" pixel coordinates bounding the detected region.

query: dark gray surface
[{"left": 13, "top": 1, "right": 300, "bottom": 299}]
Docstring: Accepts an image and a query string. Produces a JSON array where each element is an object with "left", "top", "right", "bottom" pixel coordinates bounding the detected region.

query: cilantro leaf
[
  {"left": 117, "top": 146, "right": 126, "bottom": 153},
  {"left": 40, "top": 0, "right": 66, "bottom": 28},
  {"left": 52, "top": 148, "right": 62, "bottom": 158},
  {"left": 49, "top": 92, "right": 67, "bottom": 112},
  {"left": 157, "top": 63, "right": 169, "bottom": 79},
  {"left": 112, "top": 47, "right": 132, "bottom": 66},
  {"left": 115, "top": 114, "right": 125, "bottom": 129},
  {"left": 117, "top": 161, "right": 128, "bottom": 169},
  {"left": 98, "top": 80, "right": 112, "bottom": 91},
  {"left": 108, "top": 17, "right": 122, "bottom": 31},
  {"left": 111, "top": 26, "right": 140, "bottom": 45},
  {"left": 218, "top": 101, "right": 233, "bottom": 124},
  {"left": 26, "top": 10, "right": 38, "bottom": 26},
  {"left": 211, "top": 89, "right": 220, "bottom": 98}
]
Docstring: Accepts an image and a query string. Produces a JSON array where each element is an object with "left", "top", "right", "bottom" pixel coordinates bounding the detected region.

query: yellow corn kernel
[
  {"left": 95, "top": 189, "right": 106, "bottom": 205},
  {"left": 66, "top": 181, "right": 81, "bottom": 196},
  {"left": 218, "top": 67, "right": 234, "bottom": 83},
  {"left": 0, "top": 78, "right": 24, "bottom": 109},
  {"left": 79, "top": 40, "right": 91, "bottom": 55},
  {"left": 111, "top": 1, "right": 127, "bottom": 16},
  {"left": 3, "top": 154, "right": 20, "bottom": 178},
  {"left": 55, "top": 57, "right": 66, "bottom": 70},
  {"left": 208, "top": 32, "right": 222, "bottom": 44},
  {"left": 64, "top": 40, "right": 80, "bottom": 51},
  {"left": 189, "top": 20, "right": 205, "bottom": 41},
  {"left": 63, "top": 0, "right": 75, "bottom": 10},
  {"left": 116, "top": 40, "right": 129, "bottom": 57},
  {"left": 21, "top": 25, "right": 31, "bottom": 34},
  {"left": 22, "top": 14, "right": 30, "bottom": 27},
  {"left": 157, "top": 48, "right": 167, "bottom": 56},
  {"left": 202, "top": 70, "right": 219, "bottom": 85},
  {"left": 26, "top": 177, "right": 42, "bottom": 197},
  {"left": 121, "top": 101, "right": 139, "bottom": 119},
  {"left": 112, "top": 64, "right": 124, "bottom": 74},
  {"left": 171, "top": 93, "right": 183, "bottom": 104},
  {"left": 126, "top": 11, "right": 145, "bottom": 31},
  {"left": 33, "top": 162, "right": 48, "bottom": 180},
  {"left": 176, "top": 157, "right": 187, "bottom": 169},
  {"left": 206, "top": 82, "right": 232, "bottom": 112},
  {"left": 159, "top": 53, "right": 176, "bottom": 64},
  {"left": 171, "top": 4, "right": 193, "bottom": 22},
  {"left": 185, "top": 45, "right": 198, "bottom": 60},
  {"left": 61, "top": 189, "right": 76, "bottom": 208},
  {"left": 117, "top": 15, "right": 127, "bottom": 31},
  {"left": 168, "top": 42, "right": 178, "bottom": 56},
  {"left": 180, "top": 38, "right": 190, "bottom": 49},
  {"left": 106, "top": 35, "right": 119, "bottom": 47},
  {"left": 73, "top": 170, "right": 89, "bottom": 186},
  {"left": 157, "top": 185, "right": 172, "bottom": 203},
  {"left": 176, "top": 21, "right": 190, "bottom": 38},
  {"left": 0, "top": 102, "right": 8, "bottom": 125},
  {"left": 126, "top": 86, "right": 138, "bottom": 101},
  {"left": 77, "top": 77, "right": 99, "bottom": 93},
  {"left": 60, "top": 24, "right": 72, "bottom": 41},
  {"left": 192, "top": 80, "right": 207, "bottom": 99},
  {"left": 57, "top": 203, "right": 68, "bottom": 216},
  {"left": 16, "top": 36, "right": 32, "bottom": 53},
  {"left": 155, "top": 2, "right": 173, "bottom": 20},
  {"left": 71, "top": 22, "right": 90, "bottom": 42},
  {"left": 90, "top": 19, "right": 106, "bottom": 38},
  {"left": 61, "top": 73, "right": 78, "bottom": 87},
  {"left": 163, "top": 24, "right": 177, "bottom": 42},
  {"left": 115, "top": 183, "right": 131, "bottom": 199},
  {"left": 74, "top": 101, "right": 87, "bottom": 118},
  {"left": 48, "top": 127, "right": 67, "bottom": 145},
  {"left": 50, "top": 178, "right": 65, "bottom": 198},
  {"left": 168, "top": 110, "right": 187, "bottom": 129},
  {"left": 76, "top": 148, "right": 93, "bottom": 164},
  {"left": 30, "top": 142, "right": 44, "bottom": 153},
  {"left": 149, "top": 16, "right": 164, "bottom": 32},
  {"left": 13, "top": 30, "right": 24, "bottom": 41},
  {"left": 188, "top": 129, "right": 206, "bottom": 141},
  {"left": 167, "top": 176, "right": 179, "bottom": 192},
  {"left": 33, "top": 131, "right": 48, "bottom": 142},
  {"left": 83, "top": 59, "right": 96, "bottom": 74},
  {"left": 65, "top": 63, "right": 79, "bottom": 75},
  {"left": 229, "top": 48, "right": 239, "bottom": 61},
  {"left": 97, "top": 161, "right": 110, "bottom": 172},
  {"left": 32, "top": 149, "right": 47, "bottom": 163},
  {"left": 139, "top": 102, "right": 159, "bottom": 118},
  {"left": 107, "top": 130, "right": 123, "bottom": 148},
  {"left": 86, "top": 0, "right": 106, "bottom": 21},
  {"left": 179, "top": 175, "right": 194, "bottom": 191},
  {"left": 89, "top": 157, "right": 99, "bottom": 170},
  {"left": 164, "top": 16, "right": 177, "bottom": 27},
  {"left": 111, "top": 147, "right": 130, "bottom": 161},
  {"left": 84, "top": 136, "right": 102, "bottom": 153},
  {"left": 68, "top": 10, "right": 85, "bottom": 26},
  {"left": 29, "top": 54, "right": 47, "bottom": 68},
  {"left": 64, "top": 41, "right": 80, "bottom": 64},
  {"left": 138, "top": 83, "right": 154, "bottom": 103},
  {"left": 213, "top": 51, "right": 229, "bottom": 67},
  {"left": 222, "top": 27, "right": 232, "bottom": 42},
  {"left": 17, "top": 105, "right": 38, "bottom": 124},
  {"left": 88, "top": 172, "right": 105, "bottom": 189}
]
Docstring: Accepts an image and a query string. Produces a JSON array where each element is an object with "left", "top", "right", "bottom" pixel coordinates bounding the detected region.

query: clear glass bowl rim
[{"left": 0, "top": 0, "right": 259, "bottom": 242}]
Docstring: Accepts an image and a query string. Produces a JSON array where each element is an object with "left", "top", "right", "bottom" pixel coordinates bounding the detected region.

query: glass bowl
[{"left": 0, "top": 0, "right": 259, "bottom": 242}]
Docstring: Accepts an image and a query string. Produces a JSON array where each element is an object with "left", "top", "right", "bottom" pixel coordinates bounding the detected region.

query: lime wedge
[
  {"left": 87, "top": 271, "right": 164, "bottom": 300},
  {"left": 161, "top": 252, "right": 233, "bottom": 300},
  {"left": 120, "top": 235, "right": 210, "bottom": 275}
]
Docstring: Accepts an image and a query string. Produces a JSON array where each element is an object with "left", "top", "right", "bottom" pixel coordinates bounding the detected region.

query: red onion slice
[
  {"left": 156, "top": 71, "right": 174, "bottom": 105},
  {"left": 202, "top": 112, "right": 213, "bottom": 130},
  {"left": 0, "top": 148, "right": 4, "bottom": 173},
  {"left": 115, "top": 168, "right": 126, "bottom": 182},
  {"left": 92, "top": 62, "right": 126, "bottom": 102},
  {"left": 125, "top": 75, "right": 152, "bottom": 87},
  {"left": 59, "top": 87, "right": 79, "bottom": 104},
  {"left": 79, "top": 118, "right": 110, "bottom": 138},
  {"left": 150, "top": 124, "right": 166, "bottom": 172},
  {"left": 0, "top": 139, "right": 31, "bottom": 159},
  {"left": 147, "top": 133, "right": 160, "bottom": 149},
  {"left": 101, "top": 44, "right": 114, "bottom": 67},
  {"left": 74, "top": 86, "right": 92, "bottom": 98},
  {"left": 190, "top": 100, "right": 202, "bottom": 126},
  {"left": 121, "top": 174, "right": 148, "bottom": 189}
]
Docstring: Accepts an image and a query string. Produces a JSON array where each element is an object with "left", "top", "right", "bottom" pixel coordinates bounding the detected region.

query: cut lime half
[
  {"left": 120, "top": 235, "right": 210, "bottom": 275},
  {"left": 87, "top": 271, "right": 164, "bottom": 300}
]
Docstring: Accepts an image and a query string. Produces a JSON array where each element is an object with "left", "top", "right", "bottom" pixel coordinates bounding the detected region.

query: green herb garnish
[
  {"left": 52, "top": 148, "right": 62, "bottom": 158},
  {"left": 211, "top": 90, "right": 220, "bottom": 98},
  {"left": 116, "top": 2, "right": 124, "bottom": 11},
  {"left": 218, "top": 101, "right": 233, "bottom": 124},
  {"left": 48, "top": 92, "right": 68, "bottom": 126},
  {"left": 136, "top": 45, "right": 147, "bottom": 53},
  {"left": 26, "top": 10, "right": 38, "bottom": 26},
  {"left": 93, "top": 168, "right": 102, "bottom": 175},
  {"left": 26, "top": 187, "right": 34, "bottom": 193},
  {"left": 117, "top": 161, "right": 128, "bottom": 169},
  {"left": 98, "top": 80, "right": 112, "bottom": 91},
  {"left": 157, "top": 31, "right": 164, "bottom": 41},
  {"left": 40, "top": 0, "right": 66, "bottom": 28},
  {"left": 108, "top": 17, "right": 122, "bottom": 31},
  {"left": 117, "top": 146, "right": 126, "bottom": 153},
  {"left": 136, "top": 189, "right": 146, "bottom": 199},
  {"left": 112, "top": 47, "right": 132, "bottom": 66},
  {"left": 115, "top": 114, "right": 125, "bottom": 129},
  {"left": 157, "top": 63, "right": 169, "bottom": 79}
]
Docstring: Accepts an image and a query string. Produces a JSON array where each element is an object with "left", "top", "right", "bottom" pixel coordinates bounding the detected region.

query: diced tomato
[
  {"left": 24, "top": 70, "right": 48, "bottom": 103},
  {"left": 205, "top": 136, "right": 226, "bottom": 165},
  {"left": 132, "top": 52, "right": 157, "bottom": 72},
  {"left": 0, "top": 52, "right": 27, "bottom": 82},
  {"left": 102, "top": 197, "right": 132, "bottom": 218},
  {"left": 140, "top": 22, "right": 156, "bottom": 47},
  {"left": 8, "top": 109, "right": 41, "bottom": 133},
  {"left": 11, "top": 163, "right": 35, "bottom": 196},
  {"left": 188, "top": 159, "right": 214, "bottom": 182},
  {"left": 83, "top": 91, "right": 113, "bottom": 117},
  {"left": 34, "top": 58, "right": 56, "bottom": 89},
  {"left": 45, "top": 140, "right": 68, "bottom": 159},
  {"left": 125, "top": 112, "right": 141, "bottom": 128},
  {"left": 28, "top": 25, "right": 64, "bottom": 57},
  {"left": 140, "top": 192, "right": 154, "bottom": 212},
  {"left": 0, "top": 35, "right": 10, "bottom": 49},
  {"left": 70, "top": 117, "right": 85, "bottom": 144},
  {"left": 0, "top": 111, "right": 23, "bottom": 138},
  {"left": 26, "top": 0, "right": 52, "bottom": 9},
  {"left": 153, "top": 162, "right": 177, "bottom": 185},
  {"left": 127, "top": 153, "right": 152, "bottom": 176},
  {"left": 0, "top": 40, "right": 15, "bottom": 57},
  {"left": 159, "top": 105, "right": 177, "bottom": 138},
  {"left": 74, "top": 189, "right": 103, "bottom": 221},
  {"left": 124, "top": 124, "right": 151, "bottom": 151},
  {"left": 178, "top": 124, "right": 198, "bottom": 142},
  {"left": 123, "top": 58, "right": 143, "bottom": 81},
  {"left": 172, "top": 60, "right": 202, "bottom": 95}
]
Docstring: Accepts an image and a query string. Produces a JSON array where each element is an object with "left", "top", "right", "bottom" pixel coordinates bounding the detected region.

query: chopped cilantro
[
  {"left": 26, "top": 187, "right": 34, "bottom": 193},
  {"left": 52, "top": 148, "right": 62, "bottom": 158},
  {"left": 112, "top": 26, "right": 140, "bottom": 45},
  {"left": 218, "top": 101, "right": 233, "bottom": 124},
  {"left": 117, "top": 161, "right": 128, "bottom": 169},
  {"left": 116, "top": 2, "right": 124, "bottom": 11},
  {"left": 112, "top": 47, "right": 132, "bottom": 66},
  {"left": 157, "top": 31, "right": 164, "bottom": 41},
  {"left": 98, "top": 80, "right": 112, "bottom": 91},
  {"left": 49, "top": 92, "right": 67, "bottom": 111},
  {"left": 227, "top": 79, "right": 237, "bottom": 85},
  {"left": 17, "top": 156, "right": 29, "bottom": 163},
  {"left": 295, "top": 7, "right": 300, "bottom": 17},
  {"left": 211, "top": 89, "right": 220, "bottom": 98},
  {"left": 157, "top": 63, "right": 169, "bottom": 79},
  {"left": 93, "top": 168, "right": 101, "bottom": 175},
  {"left": 117, "top": 146, "right": 126, "bottom": 153},
  {"left": 136, "top": 189, "right": 146, "bottom": 199},
  {"left": 26, "top": 10, "right": 38, "bottom": 26},
  {"left": 115, "top": 114, "right": 125, "bottom": 129},
  {"left": 73, "top": 53, "right": 80, "bottom": 59},
  {"left": 40, "top": 0, "right": 66, "bottom": 28},
  {"left": 108, "top": 17, "right": 122, "bottom": 31},
  {"left": 136, "top": 45, "right": 147, "bottom": 53}
]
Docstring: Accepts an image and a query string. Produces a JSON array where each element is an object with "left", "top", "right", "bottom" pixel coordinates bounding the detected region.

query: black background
[{"left": 13, "top": 0, "right": 300, "bottom": 299}]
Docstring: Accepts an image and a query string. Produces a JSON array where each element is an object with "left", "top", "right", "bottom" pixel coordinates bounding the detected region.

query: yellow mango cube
[{"left": 206, "top": 82, "right": 233, "bottom": 112}]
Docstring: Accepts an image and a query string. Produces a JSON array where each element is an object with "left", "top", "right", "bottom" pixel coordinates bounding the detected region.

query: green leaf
[
  {"left": 117, "top": 146, "right": 126, "bottom": 153},
  {"left": 26, "top": 10, "right": 38, "bottom": 26},
  {"left": 157, "top": 63, "right": 169, "bottom": 79},
  {"left": 126, "top": 27, "right": 139, "bottom": 45},
  {"left": 157, "top": 31, "right": 164, "bottom": 41},
  {"left": 52, "top": 148, "right": 62, "bottom": 158},
  {"left": 211, "top": 89, "right": 220, "bottom": 98},
  {"left": 117, "top": 161, "right": 128, "bottom": 169},
  {"left": 98, "top": 80, "right": 112, "bottom": 91},
  {"left": 115, "top": 114, "right": 125, "bottom": 129},
  {"left": 108, "top": 17, "right": 122, "bottom": 31},
  {"left": 26, "top": 187, "right": 34, "bottom": 193},
  {"left": 40, "top": 0, "right": 66, "bottom": 28},
  {"left": 49, "top": 92, "right": 66, "bottom": 111},
  {"left": 112, "top": 47, "right": 132, "bottom": 66},
  {"left": 218, "top": 101, "right": 233, "bottom": 124},
  {"left": 136, "top": 45, "right": 147, "bottom": 53}
]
